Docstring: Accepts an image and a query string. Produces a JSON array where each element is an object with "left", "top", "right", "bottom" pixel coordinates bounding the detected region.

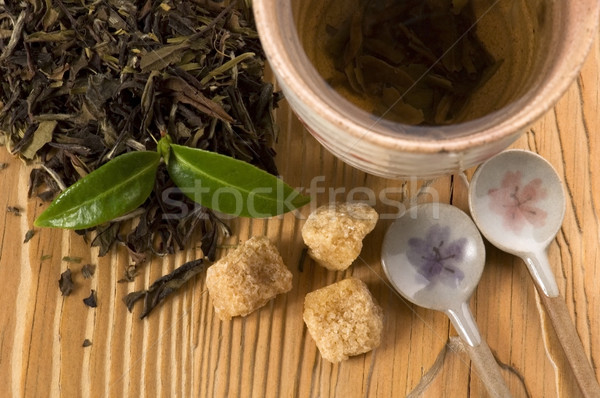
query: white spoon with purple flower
[
  {"left": 382, "top": 203, "right": 512, "bottom": 398},
  {"left": 468, "top": 149, "right": 600, "bottom": 398}
]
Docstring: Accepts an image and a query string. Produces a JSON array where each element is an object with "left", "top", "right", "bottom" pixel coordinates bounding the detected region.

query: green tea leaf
[
  {"left": 35, "top": 151, "right": 161, "bottom": 229},
  {"left": 167, "top": 144, "right": 310, "bottom": 217}
]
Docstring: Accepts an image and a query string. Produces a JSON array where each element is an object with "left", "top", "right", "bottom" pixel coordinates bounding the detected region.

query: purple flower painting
[
  {"left": 488, "top": 171, "right": 548, "bottom": 234},
  {"left": 407, "top": 224, "right": 466, "bottom": 287}
]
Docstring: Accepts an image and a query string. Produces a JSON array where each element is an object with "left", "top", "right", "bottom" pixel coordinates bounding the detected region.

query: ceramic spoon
[
  {"left": 382, "top": 203, "right": 512, "bottom": 398},
  {"left": 468, "top": 149, "right": 600, "bottom": 398}
]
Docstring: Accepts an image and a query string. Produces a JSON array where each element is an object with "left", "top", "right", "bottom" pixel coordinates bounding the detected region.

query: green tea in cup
[{"left": 294, "top": 0, "right": 552, "bottom": 126}]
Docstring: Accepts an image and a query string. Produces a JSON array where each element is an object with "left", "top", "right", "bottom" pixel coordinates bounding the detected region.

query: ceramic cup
[{"left": 253, "top": 0, "right": 600, "bottom": 178}]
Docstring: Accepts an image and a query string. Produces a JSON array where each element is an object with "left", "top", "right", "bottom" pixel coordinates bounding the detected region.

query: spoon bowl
[
  {"left": 468, "top": 149, "right": 600, "bottom": 397},
  {"left": 469, "top": 149, "right": 564, "bottom": 296},
  {"left": 382, "top": 203, "right": 511, "bottom": 397},
  {"left": 382, "top": 203, "right": 485, "bottom": 319},
  {"left": 469, "top": 150, "right": 565, "bottom": 251}
]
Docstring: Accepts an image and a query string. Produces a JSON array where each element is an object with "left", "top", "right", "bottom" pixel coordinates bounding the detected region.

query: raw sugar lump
[
  {"left": 206, "top": 236, "right": 293, "bottom": 320},
  {"left": 303, "top": 278, "right": 384, "bottom": 363},
  {"left": 302, "top": 202, "right": 378, "bottom": 271}
]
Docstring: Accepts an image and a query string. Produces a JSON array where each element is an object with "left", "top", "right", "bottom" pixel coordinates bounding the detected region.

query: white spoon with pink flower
[{"left": 468, "top": 149, "right": 600, "bottom": 398}]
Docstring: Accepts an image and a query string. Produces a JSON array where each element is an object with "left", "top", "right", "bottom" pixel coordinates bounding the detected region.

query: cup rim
[{"left": 254, "top": 0, "right": 600, "bottom": 154}]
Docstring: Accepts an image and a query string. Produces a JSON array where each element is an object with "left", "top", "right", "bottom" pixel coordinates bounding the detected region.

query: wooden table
[{"left": 1, "top": 32, "right": 599, "bottom": 398}]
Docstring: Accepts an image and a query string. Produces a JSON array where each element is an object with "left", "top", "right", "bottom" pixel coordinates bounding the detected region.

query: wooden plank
[{"left": 0, "top": 29, "right": 598, "bottom": 398}]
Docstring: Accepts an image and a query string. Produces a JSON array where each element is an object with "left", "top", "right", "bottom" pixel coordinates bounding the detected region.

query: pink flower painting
[{"left": 488, "top": 171, "right": 548, "bottom": 234}]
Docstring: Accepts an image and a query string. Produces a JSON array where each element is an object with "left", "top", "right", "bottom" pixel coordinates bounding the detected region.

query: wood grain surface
[{"left": 1, "top": 29, "right": 599, "bottom": 398}]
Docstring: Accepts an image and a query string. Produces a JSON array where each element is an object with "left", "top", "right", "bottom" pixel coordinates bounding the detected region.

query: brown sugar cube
[
  {"left": 302, "top": 202, "right": 378, "bottom": 270},
  {"left": 303, "top": 278, "right": 384, "bottom": 363},
  {"left": 206, "top": 236, "right": 293, "bottom": 321}
]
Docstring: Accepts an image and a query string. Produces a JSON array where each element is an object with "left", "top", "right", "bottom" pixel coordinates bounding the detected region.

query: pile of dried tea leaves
[
  {"left": 326, "top": 0, "right": 497, "bottom": 125},
  {"left": 0, "top": 0, "right": 281, "bottom": 316}
]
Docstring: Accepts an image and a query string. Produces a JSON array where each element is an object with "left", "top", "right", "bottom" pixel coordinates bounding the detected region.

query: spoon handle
[
  {"left": 466, "top": 340, "right": 513, "bottom": 398},
  {"left": 447, "top": 304, "right": 512, "bottom": 397},
  {"left": 524, "top": 250, "right": 560, "bottom": 297},
  {"left": 537, "top": 290, "right": 600, "bottom": 397}
]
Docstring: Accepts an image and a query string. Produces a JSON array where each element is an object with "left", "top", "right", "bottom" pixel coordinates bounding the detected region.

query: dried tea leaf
[
  {"left": 1, "top": 1, "right": 284, "bottom": 314},
  {"left": 20, "top": 120, "right": 57, "bottom": 159},
  {"left": 118, "top": 264, "right": 140, "bottom": 283},
  {"left": 59, "top": 269, "right": 74, "bottom": 296},
  {"left": 62, "top": 256, "right": 82, "bottom": 263},
  {"left": 81, "top": 264, "right": 96, "bottom": 279},
  {"left": 25, "top": 30, "right": 75, "bottom": 42},
  {"left": 7, "top": 206, "right": 22, "bottom": 216},
  {"left": 163, "top": 77, "right": 235, "bottom": 123},
  {"left": 90, "top": 223, "right": 120, "bottom": 257},
  {"left": 298, "top": 247, "right": 308, "bottom": 272},
  {"left": 200, "top": 52, "right": 256, "bottom": 85},
  {"left": 83, "top": 290, "right": 97, "bottom": 308},
  {"left": 124, "top": 259, "right": 205, "bottom": 318},
  {"left": 24, "top": 229, "right": 35, "bottom": 243},
  {"left": 84, "top": 74, "right": 121, "bottom": 117},
  {"left": 69, "top": 155, "right": 90, "bottom": 179},
  {"left": 123, "top": 290, "right": 146, "bottom": 312},
  {"left": 140, "top": 42, "right": 190, "bottom": 72},
  {"left": 0, "top": 10, "right": 26, "bottom": 62},
  {"left": 141, "top": 70, "right": 160, "bottom": 131},
  {"left": 42, "top": 6, "right": 60, "bottom": 30},
  {"left": 82, "top": 339, "right": 92, "bottom": 347}
]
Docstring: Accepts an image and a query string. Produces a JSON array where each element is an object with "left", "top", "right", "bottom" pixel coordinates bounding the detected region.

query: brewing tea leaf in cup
[{"left": 324, "top": 0, "right": 497, "bottom": 125}]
